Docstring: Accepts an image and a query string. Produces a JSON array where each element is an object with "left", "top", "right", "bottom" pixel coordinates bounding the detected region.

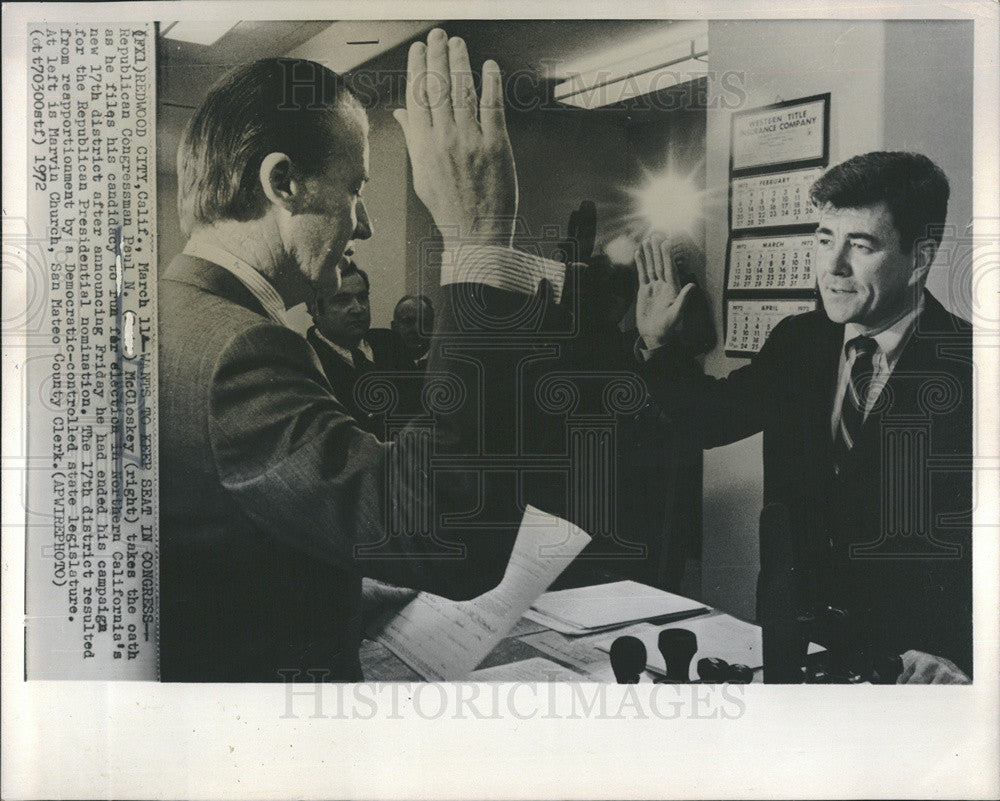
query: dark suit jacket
[
  {"left": 366, "top": 327, "right": 410, "bottom": 367},
  {"left": 158, "top": 254, "right": 547, "bottom": 681},
  {"left": 641, "top": 290, "right": 973, "bottom": 674},
  {"left": 305, "top": 327, "right": 407, "bottom": 437}
]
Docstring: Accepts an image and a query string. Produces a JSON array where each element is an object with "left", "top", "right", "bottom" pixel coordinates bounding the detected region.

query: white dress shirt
[
  {"left": 313, "top": 329, "right": 374, "bottom": 368},
  {"left": 829, "top": 295, "right": 925, "bottom": 437}
]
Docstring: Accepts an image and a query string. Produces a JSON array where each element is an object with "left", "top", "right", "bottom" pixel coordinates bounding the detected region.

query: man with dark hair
[
  {"left": 635, "top": 151, "right": 972, "bottom": 682},
  {"left": 305, "top": 259, "right": 404, "bottom": 435},
  {"left": 158, "top": 31, "right": 566, "bottom": 681},
  {"left": 391, "top": 294, "right": 435, "bottom": 367}
]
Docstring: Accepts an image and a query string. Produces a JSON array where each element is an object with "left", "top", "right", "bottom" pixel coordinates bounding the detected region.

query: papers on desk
[
  {"left": 591, "top": 612, "right": 824, "bottom": 681},
  {"left": 373, "top": 506, "right": 592, "bottom": 680},
  {"left": 519, "top": 629, "right": 618, "bottom": 682},
  {"left": 524, "top": 580, "right": 708, "bottom": 635}
]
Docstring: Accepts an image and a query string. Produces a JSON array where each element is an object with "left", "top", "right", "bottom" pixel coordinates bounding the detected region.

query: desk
[
  {"left": 360, "top": 616, "right": 562, "bottom": 682},
  {"left": 358, "top": 587, "right": 757, "bottom": 683}
]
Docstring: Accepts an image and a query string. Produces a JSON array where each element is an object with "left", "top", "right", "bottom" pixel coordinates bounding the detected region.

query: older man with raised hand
[
  {"left": 634, "top": 152, "right": 973, "bottom": 683},
  {"left": 158, "top": 29, "right": 565, "bottom": 682}
]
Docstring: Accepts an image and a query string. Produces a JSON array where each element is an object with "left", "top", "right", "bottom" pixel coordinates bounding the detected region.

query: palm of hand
[{"left": 636, "top": 280, "right": 681, "bottom": 346}]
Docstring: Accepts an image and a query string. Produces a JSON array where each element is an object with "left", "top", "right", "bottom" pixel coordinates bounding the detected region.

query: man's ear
[
  {"left": 910, "top": 238, "right": 938, "bottom": 286},
  {"left": 259, "top": 152, "right": 299, "bottom": 210}
]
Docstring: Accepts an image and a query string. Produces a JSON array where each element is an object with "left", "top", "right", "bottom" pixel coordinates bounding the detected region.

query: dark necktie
[
  {"left": 351, "top": 347, "right": 373, "bottom": 373},
  {"left": 833, "top": 335, "right": 877, "bottom": 477}
]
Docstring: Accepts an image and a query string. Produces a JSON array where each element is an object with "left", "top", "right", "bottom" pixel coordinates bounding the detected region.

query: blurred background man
[
  {"left": 307, "top": 258, "right": 406, "bottom": 435},
  {"left": 390, "top": 294, "right": 435, "bottom": 369}
]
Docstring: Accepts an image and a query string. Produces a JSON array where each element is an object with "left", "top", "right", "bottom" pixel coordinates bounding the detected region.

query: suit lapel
[
  {"left": 306, "top": 327, "right": 353, "bottom": 387},
  {"left": 808, "top": 314, "right": 846, "bottom": 465},
  {"left": 858, "top": 290, "right": 947, "bottom": 437},
  {"left": 162, "top": 254, "right": 270, "bottom": 319}
]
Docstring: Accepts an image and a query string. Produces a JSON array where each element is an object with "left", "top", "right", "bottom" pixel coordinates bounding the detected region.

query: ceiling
[
  {"left": 158, "top": 19, "right": 683, "bottom": 108},
  {"left": 156, "top": 19, "right": 689, "bottom": 172},
  {"left": 158, "top": 21, "right": 332, "bottom": 108}
]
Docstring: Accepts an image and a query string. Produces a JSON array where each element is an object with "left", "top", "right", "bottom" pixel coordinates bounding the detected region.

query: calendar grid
[{"left": 724, "top": 94, "right": 829, "bottom": 358}]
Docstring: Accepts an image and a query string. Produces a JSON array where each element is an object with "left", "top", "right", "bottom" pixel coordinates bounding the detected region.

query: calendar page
[
  {"left": 730, "top": 167, "right": 824, "bottom": 231},
  {"left": 725, "top": 299, "right": 818, "bottom": 356},
  {"left": 727, "top": 234, "right": 817, "bottom": 291}
]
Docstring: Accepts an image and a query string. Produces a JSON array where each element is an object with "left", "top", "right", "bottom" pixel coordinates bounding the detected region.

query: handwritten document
[
  {"left": 374, "top": 505, "right": 592, "bottom": 680},
  {"left": 519, "top": 629, "right": 619, "bottom": 682}
]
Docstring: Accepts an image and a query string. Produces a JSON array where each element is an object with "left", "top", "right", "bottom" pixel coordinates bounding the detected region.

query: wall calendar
[{"left": 724, "top": 93, "right": 829, "bottom": 357}]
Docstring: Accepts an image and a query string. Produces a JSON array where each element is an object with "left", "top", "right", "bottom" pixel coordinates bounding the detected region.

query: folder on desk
[{"left": 525, "top": 580, "right": 708, "bottom": 635}]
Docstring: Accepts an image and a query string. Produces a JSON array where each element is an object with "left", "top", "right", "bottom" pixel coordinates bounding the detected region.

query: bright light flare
[{"left": 630, "top": 168, "right": 704, "bottom": 237}]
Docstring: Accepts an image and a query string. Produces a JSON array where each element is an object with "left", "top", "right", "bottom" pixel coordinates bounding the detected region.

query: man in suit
[
  {"left": 391, "top": 294, "right": 435, "bottom": 368},
  {"left": 306, "top": 259, "right": 406, "bottom": 436},
  {"left": 158, "top": 31, "right": 566, "bottom": 681},
  {"left": 635, "top": 152, "right": 972, "bottom": 682}
]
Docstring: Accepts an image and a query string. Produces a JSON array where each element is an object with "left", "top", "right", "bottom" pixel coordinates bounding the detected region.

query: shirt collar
[
  {"left": 844, "top": 293, "right": 925, "bottom": 367},
  {"left": 183, "top": 240, "right": 289, "bottom": 327},
  {"left": 314, "top": 328, "right": 372, "bottom": 366}
]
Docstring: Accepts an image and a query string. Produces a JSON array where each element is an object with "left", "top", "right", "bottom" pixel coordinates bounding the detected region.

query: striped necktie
[{"left": 833, "top": 335, "right": 877, "bottom": 477}]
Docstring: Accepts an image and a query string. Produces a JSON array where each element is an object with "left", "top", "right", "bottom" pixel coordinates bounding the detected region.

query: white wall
[
  {"left": 884, "top": 20, "right": 974, "bottom": 316},
  {"left": 349, "top": 106, "right": 410, "bottom": 330},
  {"left": 699, "top": 19, "right": 973, "bottom": 621}
]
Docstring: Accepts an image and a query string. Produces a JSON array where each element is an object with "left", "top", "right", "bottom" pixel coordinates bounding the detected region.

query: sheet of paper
[
  {"left": 374, "top": 505, "right": 592, "bottom": 680},
  {"left": 592, "top": 613, "right": 824, "bottom": 681},
  {"left": 530, "top": 580, "right": 708, "bottom": 630},
  {"left": 520, "top": 629, "right": 618, "bottom": 681},
  {"left": 467, "top": 657, "right": 582, "bottom": 682},
  {"left": 507, "top": 616, "right": 549, "bottom": 638},
  {"left": 523, "top": 605, "right": 667, "bottom": 637},
  {"left": 522, "top": 607, "right": 605, "bottom": 635}
]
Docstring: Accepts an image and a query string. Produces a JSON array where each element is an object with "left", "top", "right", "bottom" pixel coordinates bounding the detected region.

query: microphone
[
  {"left": 697, "top": 657, "right": 754, "bottom": 684},
  {"left": 658, "top": 628, "right": 698, "bottom": 683},
  {"left": 759, "top": 503, "right": 804, "bottom": 683},
  {"left": 609, "top": 635, "right": 646, "bottom": 684},
  {"left": 697, "top": 657, "right": 729, "bottom": 683}
]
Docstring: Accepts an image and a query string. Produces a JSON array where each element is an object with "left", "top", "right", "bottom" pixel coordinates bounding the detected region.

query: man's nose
[
  {"left": 827, "top": 240, "right": 852, "bottom": 276},
  {"left": 354, "top": 200, "right": 373, "bottom": 241}
]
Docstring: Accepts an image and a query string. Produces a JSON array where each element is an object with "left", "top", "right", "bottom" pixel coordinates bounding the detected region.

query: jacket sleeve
[
  {"left": 639, "top": 315, "right": 794, "bottom": 449},
  {"left": 207, "top": 282, "right": 547, "bottom": 599}
]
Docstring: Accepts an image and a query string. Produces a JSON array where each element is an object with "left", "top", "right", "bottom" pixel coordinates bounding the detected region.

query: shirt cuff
[{"left": 441, "top": 245, "right": 566, "bottom": 304}]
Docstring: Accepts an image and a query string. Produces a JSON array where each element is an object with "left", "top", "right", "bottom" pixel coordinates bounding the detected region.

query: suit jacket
[
  {"left": 366, "top": 328, "right": 411, "bottom": 367},
  {"left": 159, "top": 254, "right": 548, "bottom": 681},
  {"left": 641, "top": 290, "right": 973, "bottom": 674},
  {"left": 305, "top": 326, "right": 407, "bottom": 437}
]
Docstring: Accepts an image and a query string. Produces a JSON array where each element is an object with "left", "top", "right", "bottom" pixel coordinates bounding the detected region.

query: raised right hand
[
  {"left": 635, "top": 234, "right": 696, "bottom": 349},
  {"left": 393, "top": 28, "right": 517, "bottom": 249}
]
